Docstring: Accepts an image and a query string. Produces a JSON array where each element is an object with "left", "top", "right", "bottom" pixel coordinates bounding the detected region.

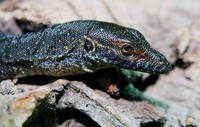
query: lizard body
[{"left": 0, "top": 20, "right": 171, "bottom": 80}]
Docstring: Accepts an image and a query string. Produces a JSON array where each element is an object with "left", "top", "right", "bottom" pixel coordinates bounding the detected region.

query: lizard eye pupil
[
  {"left": 121, "top": 44, "right": 134, "bottom": 56},
  {"left": 84, "top": 40, "right": 93, "bottom": 52}
]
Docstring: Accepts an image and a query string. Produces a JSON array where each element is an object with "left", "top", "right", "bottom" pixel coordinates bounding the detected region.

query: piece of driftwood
[
  {"left": 0, "top": 79, "right": 166, "bottom": 127},
  {"left": 54, "top": 81, "right": 166, "bottom": 127}
]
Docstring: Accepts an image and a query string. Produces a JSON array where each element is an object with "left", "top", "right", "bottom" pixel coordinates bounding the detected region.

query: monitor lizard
[{"left": 0, "top": 20, "right": 171, "bottom": 81}]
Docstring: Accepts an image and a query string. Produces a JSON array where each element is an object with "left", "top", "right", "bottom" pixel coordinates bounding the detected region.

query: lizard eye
[
  {"left": 121, "top": 44, "right": 134, "bottom": 56},
  {"left": 84, "top": 40, "right": 93, "bottom": 52}
]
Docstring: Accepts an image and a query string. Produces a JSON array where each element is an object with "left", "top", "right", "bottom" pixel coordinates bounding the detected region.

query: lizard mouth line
[{"left": 129, "top": 56, "right": 172, "bottom": 73}]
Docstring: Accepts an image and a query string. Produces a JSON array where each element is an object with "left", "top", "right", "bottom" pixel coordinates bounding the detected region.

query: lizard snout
[
  {"left": 147, "top": 49, "right": 172, "bottom": 73},
  {"left": 125, "top": 49, "right": 172, "bottom": 74}
]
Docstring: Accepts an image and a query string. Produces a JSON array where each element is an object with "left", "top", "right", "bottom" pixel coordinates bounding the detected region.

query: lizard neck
[{"left": 0, "top": 21, "right": 110, "bottom": 80}]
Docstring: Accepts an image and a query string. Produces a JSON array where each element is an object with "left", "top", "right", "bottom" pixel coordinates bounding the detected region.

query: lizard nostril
[
  {"left": 158, "top": 59, "right": 172, "bottom": 73},
  {"left": 159, "top": 61, "right": 164, "bottom": 65}
]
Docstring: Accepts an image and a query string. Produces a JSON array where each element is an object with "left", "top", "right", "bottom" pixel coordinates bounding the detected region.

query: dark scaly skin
[{"left": 0, "top": 20, "right": 171, "bottom": 81}]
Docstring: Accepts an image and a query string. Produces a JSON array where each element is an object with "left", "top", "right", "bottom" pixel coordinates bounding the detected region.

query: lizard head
[{"left": 82, "top": 21, "right": 172, "bottom": 74}]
